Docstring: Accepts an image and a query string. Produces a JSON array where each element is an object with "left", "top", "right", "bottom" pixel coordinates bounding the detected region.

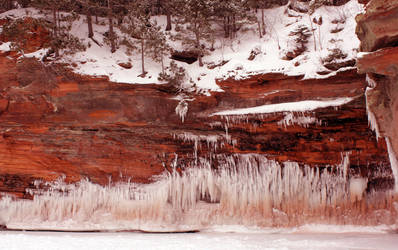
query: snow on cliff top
[{"left": 0, "top": 1, "right": 363, "bottom": 93}]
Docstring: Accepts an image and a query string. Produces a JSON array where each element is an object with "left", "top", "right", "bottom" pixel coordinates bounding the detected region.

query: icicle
[
  {"left": 173, "top": 132, "right": 233, "bottom": 154},
  {"left": 365, "top": 75, "right": 380, "bottom": 141},
  {"left": 366, "top": 74, "right": 377, "bottom": 88},
  {"left": 277, "top": 112, "right": 321, "bottom": 128},
  {"left": 175, "top": 100, "right": 188, "bottom": 123},
  {"left": 0, "top": 154, "right": 396, "bottom": 231},
  {"left": 386, "top": 138, "right": 398, "bottom": 192},
  {"left": 349, "top": 178, "right": 368, "bottom": 202},
  {"left": 341, "top": 151, "right": 351, "bottom": 180}
]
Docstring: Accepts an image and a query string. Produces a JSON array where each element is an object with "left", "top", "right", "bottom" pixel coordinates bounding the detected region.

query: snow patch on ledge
[
  {"left": 23, "top": 48, "right": 49, "bottom": 61},
  {"left": 212, "top": 97, "right": 354, "bottom": 116},
  {"left": 0, "top": 42, "right": 11, "bottom": 52}
]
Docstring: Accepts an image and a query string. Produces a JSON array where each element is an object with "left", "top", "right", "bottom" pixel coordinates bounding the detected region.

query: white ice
[
  {"left": 1, "top": 231, "right": 398, "bottom": 250},
  {"left": 212, "top": 97, "right": 354, "bottom": 116}
]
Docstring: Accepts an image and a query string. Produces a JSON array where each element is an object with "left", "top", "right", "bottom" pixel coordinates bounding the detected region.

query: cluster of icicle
[
  {"left": 0, "top": 154, "right": 397, "bottom": 231},
  {"left": 175, "top": 100, "right": 188, "bottom": 123},
  {"left": 365, "top": 75, "right": 398, "bottom": 192},
  {"left": 217, "top": 112, "right": 322, "bottom": 132},
  {"left": 277, "top": 112, "right": 322, "bottom": 128},
  {"left": 173, "top": 132, "right": 237, "bottom": 159},
  {"left": 365, "top": 75, "right": 381, "bottom": 140}
]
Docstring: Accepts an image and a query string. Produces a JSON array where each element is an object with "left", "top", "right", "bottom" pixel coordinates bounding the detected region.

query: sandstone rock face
[
  {"left": 0, "top": 11, "right": 392, "bottom": 201},
  {"left": 356, "top": 0, "right": 398, "bottom": 166},
  {"left": 356, "top": 0, "right": 398, "bottom": 52},
  {"left": 0, "top": 44, "right": 390, "bottom": 198}
]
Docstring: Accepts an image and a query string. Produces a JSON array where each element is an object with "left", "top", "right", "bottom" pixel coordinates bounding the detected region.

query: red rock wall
[
  {"left": 0, "top": 47, "right": 390, "bottom": 198},
  {"left": 356, "top": 0, "right": 398, "bottom": 166},
  {"left": 0, "top": 12, "right": 392, "bottom": 198}
]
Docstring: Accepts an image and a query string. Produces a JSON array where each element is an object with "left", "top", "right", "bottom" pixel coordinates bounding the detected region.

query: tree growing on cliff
[
  {"left": 213, "top": 0, "right": 242, "bottom": 39},
  {"left": 307, "top": 0, "right": 328, "bottom": 51},
  {"left": 120, "top": 0, "right": 169, "bottom": 76},
  {"left": 157, "top": 0, "right": 173, "bottom": 31},
  {"left": 2, "top": 18, "right": 38, "bottom": 55},
  {"left": 76, "top": 0, "right": 97, "bottom": 39},
  {"left": 0, "top": 0, "right": 15, "bottom": 12},
  {"left": 105, "top": 0, "right": 117, "bottom": 53},
  {"left": 32, "top": 0, "right": 85, "bottom": 57},
  {"left": 173, "top": 0, "right": 215, "bottom": 67}
]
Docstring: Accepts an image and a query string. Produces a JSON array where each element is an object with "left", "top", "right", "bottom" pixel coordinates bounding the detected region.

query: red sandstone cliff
[
  {"left": 0, "top": 10, "right": 392, "bottom": 198},
  {"left": 356, "top": 0, "right": 398, "bottom": 170}
]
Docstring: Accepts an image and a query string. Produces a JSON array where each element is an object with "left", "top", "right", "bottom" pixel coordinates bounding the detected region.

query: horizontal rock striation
[
  {"left": 356, "top": 0, "right": 398, "bottom": 185},
  {"left": 0, "top": 46, "right": 390, "bottom": 198}
]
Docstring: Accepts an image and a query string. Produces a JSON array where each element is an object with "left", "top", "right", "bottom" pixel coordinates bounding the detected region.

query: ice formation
[
  {"left": 1, "top": 154, "right": 397, "bottom": 231},
  {"left": 364, "top": 76, "right": 398, "bottom": 192},
  {"left": 349, "top": 178, "right": 368, "bottom": 202},
  {"left": 175, "top": 100, "right": 188, "bottom": 123},
  {"left": 211, "top": 97, "right": 354, "bottom": 116},
  {"left": 386, "top": 138, "right": 398, "bottom": 192},
  {"left": 173, "top": 132, "right": 237, "bottom": 160},
  {"left": 277, "top": 112, "right": 322, "bottom": 128},
  {"left": 365, "top": 75, "right": 380, "bottom": 140}
]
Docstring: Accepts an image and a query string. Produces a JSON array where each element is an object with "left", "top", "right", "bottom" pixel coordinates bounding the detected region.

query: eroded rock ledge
[{"left": 356, "top": 0, "right": 398, "bottom": 166}]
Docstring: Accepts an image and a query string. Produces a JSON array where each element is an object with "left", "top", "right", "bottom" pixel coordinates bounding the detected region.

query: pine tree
[
  {"left": 157, "top": 0, "right": 173, "bottom": 31},
  {"left": 308, "top": 0, "right": 328, "bottom": 51},
  {"left": 120, "top": 0, "right": 169, "bottom": 76},
  {"left": 32, "top": 0, "right": 72, "bottom": 56},
  {"left": 76, "top": 0, "right": 97, "bottom": 39},
  {"left": 174, "top": 0, "right": 214, "bottom": 67},
  {"left": 30, "top": 0, "right": 85, "bottom": 57},
  {"left": 107, "top": 0, "right": 116, "bottom": 53},
  {"left": 146, "top": 26, "right": 170, "bottom": 75},
  {"left": 245, "top": 0, "right": 271, "bottom": 38},
  {"left": 214, "top": 0, "right": 254, "bottom": 39},
  {"left": 0, "top": 0, "right": 14, "bottom": 11}
]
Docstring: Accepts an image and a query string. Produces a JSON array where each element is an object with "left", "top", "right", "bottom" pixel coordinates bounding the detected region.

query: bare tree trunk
[
  {"left": 232, "top": 15, "right": 236, "bottom": 33},
  {"left": 108, "top": 0, "right": 116, "bottom": 53},
  {"left": 52, "top": 7, "right": 59, "bottom": 57},
  {"left": 87, "top": 8, "right": 94, "bottom": 38},
  {"left": 141, "top": 39, "right": 145, "bottom": 75},
  {"left": 198, "top": 53, "right": 203, "bottom": 67},
  {"left": 308, "top": 15, "right": 316, "bottom": 51},
  {"left": 20, "top": 0, "right": 30, "bottom": 8},
  {"left": 223, "top": 16, "right": 229, "bottom": 38},
  {"left": 318, "top": 24, "right": 322, "bottom": 50},
  {"left": 261, "top": 9, "right": 265, "bottom": 36},
  {"left": 165, "top": 11, "right": 172, "bottom": 31},
  {"left": 52, "top": 8, "right": 57, "bottom": 37},
  {"left": 160, "top": 0, "right": 171, "bottom": 31},
  {"left": 3, "top": 0, "right": 12, "bottom": 10},
  {"left": 57, "top": 10, "right": 61, "bottom": 31},
  {"left": 257, "top": 19, "right": 262, "bottom": 38},
  {"left": 161, "top": 55, "right": 165, "bottom": 75},
  {"left": 194, "top": 27, "right": 203, "bottom": 67}
]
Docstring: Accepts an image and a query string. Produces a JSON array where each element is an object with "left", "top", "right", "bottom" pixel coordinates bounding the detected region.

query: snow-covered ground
[
  {"left": 0, "top": 1, "right": 364, "bottom": 93},
  {"left": 1, "top": 231, "right": 398, "bottom": 250}
]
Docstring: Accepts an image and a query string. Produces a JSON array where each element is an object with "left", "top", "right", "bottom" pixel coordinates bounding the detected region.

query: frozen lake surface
[{"left": 1, "top": 230, "right": 398, "bottom": 250}]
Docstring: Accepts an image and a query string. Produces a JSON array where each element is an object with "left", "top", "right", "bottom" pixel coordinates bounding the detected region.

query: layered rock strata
[
  {"left": 0, "top": 48, "right": 390, "bottom": 198},
  {"left": 356, "top": 0, "right": 398, "bottom": 188},
  {"left": 0, "top": 6, "right": 392, "bottom": 204}
]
